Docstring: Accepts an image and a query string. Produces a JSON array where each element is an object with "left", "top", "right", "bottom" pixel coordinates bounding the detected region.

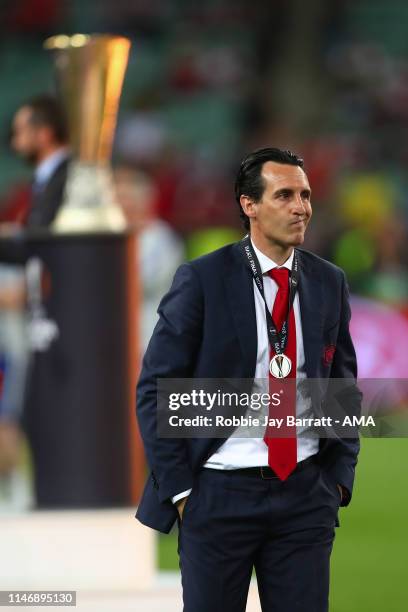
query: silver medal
[{"left": 269, "top": 354, "right": 292, "bottom": 378}]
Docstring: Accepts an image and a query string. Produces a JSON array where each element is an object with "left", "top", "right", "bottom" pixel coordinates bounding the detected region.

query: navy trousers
[{"left": 177, "top": 461, "right": 340, "bottom": 612}]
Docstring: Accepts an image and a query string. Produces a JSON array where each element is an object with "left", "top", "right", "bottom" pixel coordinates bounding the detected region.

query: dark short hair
[
  {"left": 24, "top": 95, "right": 68, "bottom": 144},
  {"left": 234, "top": 147, "right": 304, "bottom": 230}
]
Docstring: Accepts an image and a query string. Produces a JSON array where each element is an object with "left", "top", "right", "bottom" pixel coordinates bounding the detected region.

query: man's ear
[{"left": 240, "top": 195, "right": 257, "bottom": 221}]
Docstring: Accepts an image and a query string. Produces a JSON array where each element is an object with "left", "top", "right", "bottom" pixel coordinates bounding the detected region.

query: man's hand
[
  {"left": 176, "top": 496, "right": 188, "bottom": 519},
  {"left": 337, "top": 484, "right": 343, "bottom": 503}
]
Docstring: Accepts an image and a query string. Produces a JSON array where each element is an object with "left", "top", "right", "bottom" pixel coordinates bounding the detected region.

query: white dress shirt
[{"left": 172, "top": 240, "right": 319, "bottom": 504}]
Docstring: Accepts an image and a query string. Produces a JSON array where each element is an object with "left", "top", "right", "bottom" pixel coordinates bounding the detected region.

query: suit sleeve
[
  {"left": 325, "top": 271, "right": 361, "bottom": 506},
  {"left": 136, "top": 262, "right": 203, "bottom": 503}
]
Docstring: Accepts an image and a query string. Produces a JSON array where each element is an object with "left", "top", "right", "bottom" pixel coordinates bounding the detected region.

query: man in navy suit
[
  {"left": 136, "top": 147, "right": 360, "bottom": 611},
  {"left": 0, "top": 96, "right": 69, "bottom": 263},
  {"left": 11, "top": 95, "right": 70, "bottom": 229}
]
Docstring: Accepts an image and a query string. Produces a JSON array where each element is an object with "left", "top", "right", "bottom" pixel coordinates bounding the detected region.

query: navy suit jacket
[
  {"left": 136, "top": 242, "right": 361, "bottom": 533},
  {"left": 27, "top": 157, "right": 69, "bottom": 229},
  {"left": 0, "top": 158, "right": 69, "bottom": 264}
]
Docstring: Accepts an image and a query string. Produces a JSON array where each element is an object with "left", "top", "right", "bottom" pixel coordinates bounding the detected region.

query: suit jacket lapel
[
  {"left": 224, "top": 242, "right": 258, "bottom": 378},
  {"left": 297, "top": 249, "right": 324, "bottom": 378}
]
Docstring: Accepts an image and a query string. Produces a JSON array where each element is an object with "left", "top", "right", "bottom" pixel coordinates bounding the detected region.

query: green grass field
[{"left": 158, "top": 439, "right": 408, "bottom": 611}]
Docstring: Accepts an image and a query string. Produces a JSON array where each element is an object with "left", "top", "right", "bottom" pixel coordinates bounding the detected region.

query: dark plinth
[{"left": 1, "top": 231, "right": 143, "bottom": 508}]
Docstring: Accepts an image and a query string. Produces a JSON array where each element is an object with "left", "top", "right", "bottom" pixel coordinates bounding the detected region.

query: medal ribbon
[
  {"left": 240, "top": 236, "right": 298, "bottom": 479},
  {"left": 240, "top": 235, "right": 299, "bottom": 358}
]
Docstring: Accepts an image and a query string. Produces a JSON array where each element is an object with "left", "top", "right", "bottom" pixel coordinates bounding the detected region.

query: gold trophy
[{"left": 44, "top": 34, "right": 131, "bottom": 232}]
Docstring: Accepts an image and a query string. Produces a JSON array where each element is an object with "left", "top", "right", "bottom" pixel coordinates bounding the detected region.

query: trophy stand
[
  {"left": 14, "top": 34, "right": 147, "bottom": 508},
  {"left": 23, "top": 230, "right": 144, "bottom": 508},
  {"left": 0, "top": 34, "right": 153, "bottom": 591}
]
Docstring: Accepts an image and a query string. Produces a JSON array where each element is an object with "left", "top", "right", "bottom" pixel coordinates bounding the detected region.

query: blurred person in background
[
  {"left": 0, "top": 94, "right": 69, "bottom": 507},
  {"left": 0, "top": 264, "right": 27, "bottom": 499},
  {"left": 1, "top": 93, "right": 69, "bottom": 404},
  {"left": 0, "top": 95, "right": 69, "bottom": 259},
  {"left": 114, "top": 166, "right": 184, "bottom": 351},
  {"left": 10, "top": 94, "right": 69, "bottom": 229},
  {"left": 0, "top": 266, "right": 30, "bottom": 510}
]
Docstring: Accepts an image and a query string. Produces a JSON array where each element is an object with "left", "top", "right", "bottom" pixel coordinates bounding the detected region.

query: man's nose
[{"left": 293, "top": 194, "right": 306, "bottom": 214}]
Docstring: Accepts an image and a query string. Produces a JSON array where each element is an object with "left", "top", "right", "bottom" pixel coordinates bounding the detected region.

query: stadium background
[{"left": 0, "top": 1, "right": 407, "bottom": 611}]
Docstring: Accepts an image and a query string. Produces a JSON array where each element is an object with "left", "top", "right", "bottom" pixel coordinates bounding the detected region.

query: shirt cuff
[{"left": 171, "top": 489, "right": 192, "bottom": 504}]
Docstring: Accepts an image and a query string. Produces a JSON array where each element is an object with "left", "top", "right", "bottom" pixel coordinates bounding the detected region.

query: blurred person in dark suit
[
  {"left": 0, "top": 95, "right": 69, "bottom": 332},
  {"left": 0, "top": 96, "right": 68, "bottom": 501},
  {"left": 10, "top": 95, "right": 69, "bottom": 229}
]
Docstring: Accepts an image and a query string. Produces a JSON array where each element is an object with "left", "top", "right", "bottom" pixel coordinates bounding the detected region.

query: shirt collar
[
  {"left": 34, "top": 148, "right": 69, "bottom": 186},
  {"left": 250, "top": 239, "right": 294, "bottom": 274}
]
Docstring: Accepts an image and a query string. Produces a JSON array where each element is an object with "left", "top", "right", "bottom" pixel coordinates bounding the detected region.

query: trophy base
[
  {"left": 52, "top": 205, "right": 126, "bottom": 233},
  {"left": 52, "top": 162, "right": 127, "bottom": 234}
]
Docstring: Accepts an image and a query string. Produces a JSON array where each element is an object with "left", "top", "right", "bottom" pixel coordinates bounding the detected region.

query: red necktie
[{"left": 264, "top": 267, "right": 297, "bottom": 480}]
